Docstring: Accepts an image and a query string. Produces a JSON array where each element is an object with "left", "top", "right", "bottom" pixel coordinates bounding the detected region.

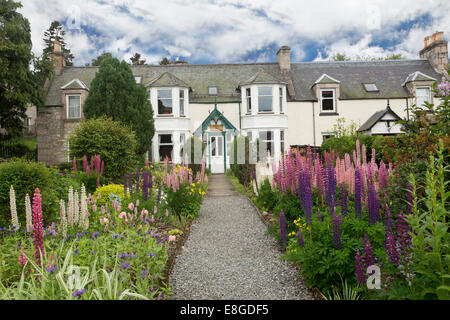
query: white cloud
[{"left": 17, "top": 0, "right": 450, "bottom": 65}]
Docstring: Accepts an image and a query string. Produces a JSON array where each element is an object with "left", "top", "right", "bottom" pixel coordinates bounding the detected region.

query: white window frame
[
  {"left": 279, "top": 87, "right": 283, "bottom": 113},
  {"left": 259, "top": 130, "right": 274, "bottom": 156},
  {"left": 179, "top": 133, "right": 185, "bottom": 158},
  {"left": 258, "top": 86, "right": 273, "bottom": 112},
  {"left": 320, "top": 88, "right": 336, "bottom": 113},
  {"left": 208, "top": 86, "right": 218, "bottom": 95},
  {"left": 280, "top": 130, "right": 285, "bottom": 154},
  {"left": 415, "top": 86, "right": 431, "bottom": 109},
  {"left": 157, "top": 89, "right": 173, "bottom": 115},
  {"left": 179, "top": 89, "right": 185, "bottom": 116},
  {"left": 246, "top": 88, "right": 252, "bottom": 113},
  {"left": 66, "top": 94, "right": 81, "bottom": 119},
  {"left": 321, "top": 132, "right": 335, "bottom": 141},
  {"left": 158, "top": 133, "right": 173, "bottom": 162}
]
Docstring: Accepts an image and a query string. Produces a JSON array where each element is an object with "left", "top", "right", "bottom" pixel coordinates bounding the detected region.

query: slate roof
[
  {"left": 148, "top": 72, "right": 191, "bottom": 88},
  {"left": 358, "top": 106, "right": 401, "bottom": 132},
  {"left": 313, "top": 73, "right": 341, "bottom": 85},
  {"left": 238, "top": 69, "right": 285, "bottom": 86},
  {"left": 401, "top": 71, "right": 437, "bottom": 86},
  {"left": 44, "top": 59, "right": 442, "bottom": 106}
]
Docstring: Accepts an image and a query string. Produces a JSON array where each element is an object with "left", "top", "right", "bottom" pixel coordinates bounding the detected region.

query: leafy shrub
[
  {"left": 230, "top": 135, "right": 255, "bottom": 187},
  {"left": 93, "top": 184, "right": 125, "bottom": 208},
  {"left": 164, "top": 180, "right": 203, "bottom": 220},
  {"left": 0, "top": 159, "right": 78, "bottom": 227},
  {"left": 254, "top": 179, "right": 277, "bottom": 212},
  {"left": 68, "top": 117, "right": 138, "bottom": 180}
]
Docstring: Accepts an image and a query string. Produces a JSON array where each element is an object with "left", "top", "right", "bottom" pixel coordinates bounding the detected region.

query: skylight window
[
  {"left": 208, "top": 86, "right": 217, "bottom": 95},
  {"left": 363, "top": 83, "right": 378, "bottom": 92}
]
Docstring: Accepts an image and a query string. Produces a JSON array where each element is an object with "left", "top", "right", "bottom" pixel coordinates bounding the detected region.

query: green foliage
[
  {"left": 164, "top": 178, "right": 204, "bottom": 220},
  {"left": 0, "top": 0, "right": 53, "bottom": 140},
  {"left": 93, "top": 184, "right": 125, "bottom": 208},
  {"left": 83, "top": 57, "right": 155, "bottom": 154},
  {"left": 42, "top": 20, "right": 74, "bottom": 66},
  {"left": 406, "top": 140, "right": 449, "bottom": 300},
  {"left": 230, "top": 135, "right": 256, "bottom": 187},
  {"left": 273, "top": 192, "right": 303, "bottom": 232},
  {"left": 285, "top": 209, "right": 386, "bottom": 294},
  {"left": 129, "top": 53, "right": 145, "bottom": 65},
  {"left": 254, "top": 179, "right": 276, "bottom": 212},
  {"left": 0, "top": 159, "right": 79, "bottom": 227},
  {"left": 68, "top": 117, "right": 138, "bottom": 180},
  {"left": 90, "top": 52, "right": 112, "bottom": 66}
]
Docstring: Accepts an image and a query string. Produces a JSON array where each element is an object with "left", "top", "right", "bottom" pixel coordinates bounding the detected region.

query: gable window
[
  {"left": 208, "top": 86, "right": 217, "bottom": 95},
  {"left": 259, "top": 130, "right": 274, "bottom": 156},
  {"left": 179, "top": 90, "right": 185, "bottom": 116},
  {"left": 157, "top": 89, "right": 172, "bottom": 115},
  {"left": 258, "top": 86, "right": 273, "bottom": 112},
  {"left": 320, "top": 89, "right": 335, "bottom": 112},
  {"left": 67, "top": 95, "right": 81, "bottom": 119},
  {"left": 416, "top": 87, "right": 431, "bottom": 108},
  {"left": 159, "top": 134, "right": 173, "bottom": 161},
  {"left": 246, "top": 88, "right": 252, "bottom": 113},
  {"left": 279, "top": 87, "right": 283, "bottom": 113}
]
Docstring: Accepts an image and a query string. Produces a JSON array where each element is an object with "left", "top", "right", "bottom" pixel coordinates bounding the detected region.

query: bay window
[
  {"left": 258, "top": 86, "right": 273, "bottom": 112},
  {"left": 159, "top": 134, "right": 173, "bottom": 161},
  {"left": 246, "top": 88, "right": 252, "bottom": 113},
  {"left": 259, "top": 130, "right": 274, "bottom": 156},
  {"left": 157, "top": 89, "right": 172, "bottom": 115},
  {"left": 179, "top": 90, "right": 185, "bottom": 116}
]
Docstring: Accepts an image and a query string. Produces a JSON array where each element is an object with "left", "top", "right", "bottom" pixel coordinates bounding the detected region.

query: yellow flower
[
  {"left": 202, "top": 192, "right": 206, "bottom": 195},
  {"left": 191, "top": 183, "right": 195, "bottom": 187},
  {"left": 190, "top": 188, "right": 194, "bottom": 193}
]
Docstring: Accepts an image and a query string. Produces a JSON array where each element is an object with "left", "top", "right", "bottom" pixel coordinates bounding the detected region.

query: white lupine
[
  {"left": 68, "top": 186, "right": 74, "bottom": 226},
  {"left": 74, "top": 190, "right": 79, "bottom": 226},
  {"left": 60, "top": 199, "right": 67, "bottom": 239},
  {"left": 80, "top": 184, "right": 89, "bottom": 229},
  {"left": 9, "top": 185, "right": 19, "bottom": 230},
  {"left": 25, "top": 194, "right": 33, "bottom": 233}
]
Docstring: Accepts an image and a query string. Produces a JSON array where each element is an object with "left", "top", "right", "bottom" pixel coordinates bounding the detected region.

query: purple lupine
[
  {"left": 363, "top": 235, "right": 376, "bottom": 270},
  {"left": 124, "top": 173, "right": 128, "bottom": 199},
  {"left": 304, "top": 171, "right": 313, "bottom": 225},
  {"left": 355, "top": 167, "right": 362, "bottom": 219},
  {"left": 384, "top": 205, "right": 393, "bottom": 234},
  {"left": 136, "top": 167, "right": 141, "bottom": 193},
  {"left": 340, "top": 182, "right": 348, "bottom": 217},
  {"left": 367, "top": 165, "right": 380, "bottom": 225},
  {"left": 297, "top": 228, "right": 304, "bottom": 247},
  {"left": 142, "top": 171, "right": 148, "bottom": 201},
  {"left": 355, "top": 249, "right": 366, "bottom": 285},
  {"left": 396, "top": 212, "right": 411, "bottom": 257},
  {"left": 156, "top": 184, "right": 162, "bottom": 206},
  {"left": 148, "top": 170, "right": 153, "bottom": 198},
  {"left": 326, "top": 162, "right": 336, "bottom": 213},
  {"left": 129, "top": 173, "right": 133, "bottom": 197},
  {"left": 385, "top": 232, "right": 399, "bottom": 265},
  {"left": 332, "top": 210, "right": 342, "bottom": 250},
  {"left": 279, "top": 210, "right": 287, "bottom": 248}
]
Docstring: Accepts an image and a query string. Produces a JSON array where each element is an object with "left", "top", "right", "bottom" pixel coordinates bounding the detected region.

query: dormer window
[
  {"left": 157, "top": 89, "right": 172, "bottom": 115},
  {"left": 208, "top": 86, "right": 217, "bottom": 95},
  {"left": 416, "top": 87, "right": 431, "bottom": 108},
  {"left": 258, "top": 86, "right": 273, "bottom": 112},
  {"left": 67, "top": 94, "right": 81, "bottom": 119},
  {"left": 320, "top": 89, "right": 336, "bottom": 112}
]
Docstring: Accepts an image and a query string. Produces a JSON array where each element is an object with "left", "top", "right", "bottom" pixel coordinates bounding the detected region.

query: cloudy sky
[{"left": 18, "top": 0, "right": 450, "bottom": 66}]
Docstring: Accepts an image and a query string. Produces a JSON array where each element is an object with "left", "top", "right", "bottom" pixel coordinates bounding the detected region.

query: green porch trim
[{"left": 193, "top": 97, "right": 239, "bottom": 137}]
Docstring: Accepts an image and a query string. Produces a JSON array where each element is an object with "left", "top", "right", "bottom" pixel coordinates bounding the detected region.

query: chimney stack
[
  {"left": 420, "top": 31, "right": 448, "bottom": 76},
  {"left": 50, "top": 40, "right": 65, "bottom": 75},
  {"left": 277, "top": 46, "right": 291, "bottom": 72}
]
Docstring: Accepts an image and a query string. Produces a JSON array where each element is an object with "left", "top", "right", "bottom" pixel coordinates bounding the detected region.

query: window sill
[
  {"left": 257, "top": 111, "right": 274, "bottom": 114},
  {"left": 319, "top": 112, "right": 339, "bottom": 116},
  {"left": 157, "top": 114, "right": 174, "bottom": 117},
  {"left": 65, "top": 118, "right": 82, "bottom": 122},
  {"left": 179, "top": 115, "right": 186, "bottom": 117}
]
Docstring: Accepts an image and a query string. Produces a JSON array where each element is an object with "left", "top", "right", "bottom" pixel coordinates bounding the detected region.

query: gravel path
[{"left": 169, "top": 175, "right": 312, "bottom": 300}]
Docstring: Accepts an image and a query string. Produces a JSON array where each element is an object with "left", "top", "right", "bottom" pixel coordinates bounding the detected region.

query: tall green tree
[
  {"left": 159, "top": 57, "right": 170, "bottom": 65},
  {"left": 130, "top": 52, "right": 145, "bottom": 65},
  {"left": 0, "top": 0, "right": 53, "bottom": 140},
  {"left": 83, "top": 57, "right": 154, "bottom": 154},
  {"left": 42, "top": 20, "right": 74, "bottom": 66},
  {"left": 91, "top": 52, "right": 112, "bottom": 66}
]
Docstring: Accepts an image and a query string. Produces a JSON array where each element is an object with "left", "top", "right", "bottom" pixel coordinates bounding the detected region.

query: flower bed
[{"left": 0, "top": 157, "right": 208, "bottom": 300}]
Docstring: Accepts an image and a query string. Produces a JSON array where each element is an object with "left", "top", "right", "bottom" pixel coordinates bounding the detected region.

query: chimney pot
[
  {"left": 277, "top": 46, "right": 291, "bottom": 72},
  {"left": 420, "top": 31, "right": 448, "bottom": 76}
]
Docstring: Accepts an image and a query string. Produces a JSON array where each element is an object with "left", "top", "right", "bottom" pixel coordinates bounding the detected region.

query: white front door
[{"left": 210, "top": 135, "right": 224, "bottom": 173}]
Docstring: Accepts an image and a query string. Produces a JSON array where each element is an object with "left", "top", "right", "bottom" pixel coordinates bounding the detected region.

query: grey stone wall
[{"left": 36, "top": 106, "right": 67, "bottom": 164}]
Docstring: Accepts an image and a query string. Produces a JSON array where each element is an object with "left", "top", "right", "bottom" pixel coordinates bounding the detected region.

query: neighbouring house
[{"left": 37, "top": 32, "right": 448, "bottom": 173}]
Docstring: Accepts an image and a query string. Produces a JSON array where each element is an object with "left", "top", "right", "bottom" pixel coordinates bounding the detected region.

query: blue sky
[{"left": 19, "top": 0, "right": 450, "bottom": 66}]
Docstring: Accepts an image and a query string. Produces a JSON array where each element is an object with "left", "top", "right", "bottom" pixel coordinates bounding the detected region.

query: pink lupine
[
  {"left": 73, "top": 157, "right": 77, "bottom": 172},
  {"left": 128, "top": 202, "right": 134, "bottom": 211},
  {"left": 32, "top": 188, "right": 45, "bottom": 266},
  {"left": 18, "top": 247, "right": 27, "bottom": 266},
  {"left": 119, "top": 211, "right": 128, "bottom": 222}
]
